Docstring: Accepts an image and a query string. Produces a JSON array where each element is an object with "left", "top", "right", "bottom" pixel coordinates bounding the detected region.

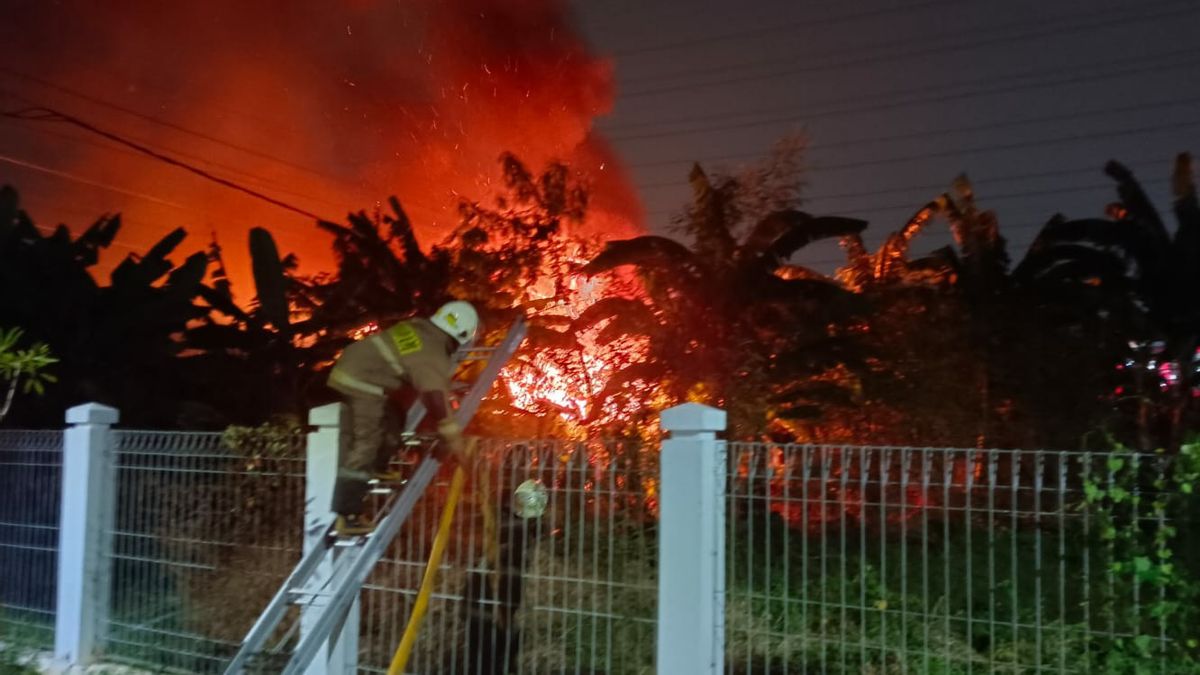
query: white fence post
[
  {"left": 54, "top": 402, "right": 119, "bottom": 668},
  {"left": 657, "top": 402, "right": 727, "bottom": 675},
  {"left": 304, "top": 403, "right": 359, "bottom": 675}
]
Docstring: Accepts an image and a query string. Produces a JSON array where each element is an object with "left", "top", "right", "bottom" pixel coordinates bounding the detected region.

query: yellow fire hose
[
  {"left": 386, "top": 464, "right": 466, "bottom": 675},
  {"left": 478, "top": 460, "right": 501, "bottom": 602},
  {"left": 387, "top": 440, "right": 501, "bottom": 675}
]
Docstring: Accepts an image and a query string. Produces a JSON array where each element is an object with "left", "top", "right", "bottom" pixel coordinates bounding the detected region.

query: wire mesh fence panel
[
  {"left": 723, "top": 444, "right": 1188, "bottom": 675},
  {"left": 104, "top": 429, "right": 307, "bottom": 673},
  {"left": 0, "top": 429, "right": 62, "bottom": 649},
  {"left": 358, "top": 438, "right": 659, "bottom": 675}
]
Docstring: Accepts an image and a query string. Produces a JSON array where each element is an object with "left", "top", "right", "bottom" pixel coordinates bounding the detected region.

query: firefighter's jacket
[{"left": 328, "top": 318, "right": 456, "bottom": 422}]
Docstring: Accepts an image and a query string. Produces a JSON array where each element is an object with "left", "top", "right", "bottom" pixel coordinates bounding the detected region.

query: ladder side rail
[
  {"left": 280, "top": 318, "right": 527, "bottom": 674},
  {"left": 222, "top": 535, "right": 334, "bottom": 673},
  {"left": 280, "top": 456, "right": 441, "bottom": 675},
  {"left": 454, "top": 317, "right": 526, "bottom": 425},
  {"left": 234, "top": 317, "right": 527, "bottom": 675}
]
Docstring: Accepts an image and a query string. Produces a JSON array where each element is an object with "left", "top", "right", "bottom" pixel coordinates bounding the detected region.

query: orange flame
[{"left": 500, "top": 261, "right": 651, "bottom": 425}]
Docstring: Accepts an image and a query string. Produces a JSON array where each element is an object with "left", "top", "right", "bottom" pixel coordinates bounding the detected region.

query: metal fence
[
  {"left": 359, "top": 438, "right": 659, "bottom": 675},
  {"left": 724, "top": 444, "right": 1186, "bottom": 675},
  {"left": 98, "top": 430, "right": 659, "bottom": 674},
  {"left": 104, "top": 429, "right": 308, "bottom": 673},
  {"left": 0, "top": 429, "right": 62, "bottom": 649},
  {"left": 14, "top": 421, "right": 1195, "bottom": 674}
]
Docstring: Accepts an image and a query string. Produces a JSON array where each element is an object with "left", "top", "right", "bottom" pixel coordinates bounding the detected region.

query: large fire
[
  {"left": 501, "top": 274, "right": 651, "bottom": 425},
  {"left": 0, "top": 0, "right": 643, "bottom": 299}
]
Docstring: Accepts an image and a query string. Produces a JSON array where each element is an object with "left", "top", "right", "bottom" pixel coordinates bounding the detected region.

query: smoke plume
[{"left": 0, "top": 0, "right": 642, "bottom": 289}]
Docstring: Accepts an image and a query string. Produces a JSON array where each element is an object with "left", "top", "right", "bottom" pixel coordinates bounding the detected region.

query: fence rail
[
  {"left": 0, "top": 429, "right": 63, "bottom": 649},
  {"left": 724, "top": 443, "right": 1182, "bottom": 675},
  {"left": 358, "top": 438, "right": 658, "bottom": 675},
  {"left": 7, "top": 406, "right": 1197, "bottom": 675},
  {"left": 97, "top": 429, "right": 659, "bottom": 675},
  {"left": 104, "top": 429, "right": 308, "bottom": 672}
]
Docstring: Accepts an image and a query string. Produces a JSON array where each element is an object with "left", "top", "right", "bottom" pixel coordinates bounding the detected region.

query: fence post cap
[
  {"left": 661, "top": 403, "right": 726, "bottom": 434},
  {"left": 308, "top": 402, "right": 346, "bottom": 427},
  {"left": 65, "top": 403, "right": 119, "bottom": 426}
]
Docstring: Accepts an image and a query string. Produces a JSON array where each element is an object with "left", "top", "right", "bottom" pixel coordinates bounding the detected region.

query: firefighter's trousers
[{"left": 331, "top": 392, "right": 407, "bottom": 516}]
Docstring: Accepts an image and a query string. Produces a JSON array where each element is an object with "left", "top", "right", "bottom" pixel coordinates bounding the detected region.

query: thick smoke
[{"left": 0, "top": 0, "right": 642, "bottom": 287}]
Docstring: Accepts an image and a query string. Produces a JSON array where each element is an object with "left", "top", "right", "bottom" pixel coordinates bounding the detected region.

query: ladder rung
[
  {"left": 287, "top": 588, "right": 334, "bottom": 599},
  {"left": 287, "top": 586, "right": 334, "bottom": 595},
  {"left": 333, "top": 537, "right": 369, "bottom": 548}
]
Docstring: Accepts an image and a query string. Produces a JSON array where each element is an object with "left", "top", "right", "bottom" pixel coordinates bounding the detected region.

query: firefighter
[{"left": 327, "top": 300, "right": 480, "bottom": 536}]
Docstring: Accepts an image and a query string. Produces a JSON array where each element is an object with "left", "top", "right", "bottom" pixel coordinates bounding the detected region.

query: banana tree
[
  {"left": 1026, "top": 154, "right": 1200, "bottom": 450},
  {"left": 835, "top": 172, "right": 1137, "bottom": 448},
  {"left": 183, "top": 225, "right": 320, "bottom": 423},
  {"left": 576, "top": 163, "right": 868, "bottom": 436},
  {"left": 0, "top": 186, "right": 211, "bottom": 426}
]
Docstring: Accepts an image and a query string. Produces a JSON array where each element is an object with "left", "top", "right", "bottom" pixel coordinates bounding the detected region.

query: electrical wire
[
  {"left": 620, "top": 1, "right": 1198, "bottom": 98},
  {"left": 612, "top": 50, "right": 1200, "bottom": 143},
  {"left": 0, "top": 66, "right": 352, "bottom": 184},
  {"left": 635, "top": 119, "right": 1200, "bottom": 191},
  {"left": 0, "top": 153, "right": 187, "bottom": 210},
  {"left": 610, "top": 0, "right": 963, "bottom": 58},
  {"left": 4, "top": 106, "right": 330, "bottom": 221}
]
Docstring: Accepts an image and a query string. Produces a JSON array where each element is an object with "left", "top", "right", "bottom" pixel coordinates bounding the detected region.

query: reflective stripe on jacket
[{"left": 327, "top": 318, "right": 456, "bottom": 420}]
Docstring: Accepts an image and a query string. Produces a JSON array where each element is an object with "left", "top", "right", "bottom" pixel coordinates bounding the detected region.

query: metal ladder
[{"left": 223, "top": 316, "right": 527, "bottom": 675}]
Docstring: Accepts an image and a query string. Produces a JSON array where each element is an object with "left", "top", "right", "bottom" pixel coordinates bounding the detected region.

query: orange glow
[
  {"left": 2, "top": 0, "right": 644, "bottom": 302},
  {"left": 350, "top": 321, "right": 380, "bottom": 341},
  {"left": 498, "top": 248, "right": 652, "bottom": 425}
]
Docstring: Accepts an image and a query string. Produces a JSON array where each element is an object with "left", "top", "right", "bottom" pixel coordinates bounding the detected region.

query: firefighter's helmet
[{"left": 430, "top": 300, "right": 479, "bottom": 345}]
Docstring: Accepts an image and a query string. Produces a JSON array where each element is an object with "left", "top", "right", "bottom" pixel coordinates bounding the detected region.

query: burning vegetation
[{"left": 0, "top": 0, "right": 641, "bottom": 293}]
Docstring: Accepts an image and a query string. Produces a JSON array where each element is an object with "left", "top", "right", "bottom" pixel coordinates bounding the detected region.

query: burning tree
[
  {"left": 576, "top": 142, "right": 871, "bottom": 438},
  {"left": 268, "top": 153, "right": 651, "bottom": 437},
  {"left": 442, "top": 153, "right": 652, "bottom": 436}
]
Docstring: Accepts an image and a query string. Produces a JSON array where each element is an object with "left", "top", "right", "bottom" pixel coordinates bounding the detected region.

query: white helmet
[{"left": 430, "top": 300, "right": 479, "bottom": 345}]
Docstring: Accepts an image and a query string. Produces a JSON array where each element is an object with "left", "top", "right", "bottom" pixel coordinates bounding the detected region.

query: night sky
[
  {"left": 1, "top": 0, "right": 1196, "bottom": 284},
  {"left": 573, "top": 0, "right": 1199, "bottom": 271}
]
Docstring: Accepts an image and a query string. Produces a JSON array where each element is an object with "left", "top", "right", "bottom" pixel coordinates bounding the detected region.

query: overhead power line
[
  {"left": 621, "top": 0, "right": 1184, "bottom": 87},
  {"left": 0, "top": 107, "right": 354, "bottom": 214},
  {"left": 611, "top": 50, "right": 1200, "bottom": 143},
  {"left": 634, "top": 118, "right": 1200, "bottom": 192},
  {"left": 4, "top": 106, "right": 330, "bottom": 221},
  {"left": 0, "top": 153, "right": 187, "bottom": 210},
  {"left": 644, "top": 178, "right": 1172, "bottom": 228},
  {"left": 609, "top": 44, "right": 1199, "bottom": 136},
  {"left": 621, "top": 94, "right": 1200, "bottom": 171},
  {"left": 636, "top": 152, "right": 1175, "bottom": 209},
  {"left": 0, "top": 66, "right": 349, "bottom": 185},
  {"left": 619, "top": 1, "right": 1198, "bottom": 98},
  {"left": 0, "top": 79, "right": 467, "bottom": 225},
  {"left": 800, "top": 156, "right": 1178, "bottom": 204},
  {"left": 789, "top": 120, "right": 1200, "bottom": 175},
  {"left": 610, "top": 0, "right": 961, "bottom": 58},
  {"left": 633, "top": 118, "right": 1195, "bottom": 192},
  {"left": 0, "top": 149, "right": 332, "bottom": 242},
  {"left": 13, "top": 183, "right": 208, "bottom": 255}
]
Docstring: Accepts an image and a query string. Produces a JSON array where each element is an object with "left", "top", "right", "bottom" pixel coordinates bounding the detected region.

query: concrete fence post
[
  {"left": 54, "top": 403, "right": 119, "bottom": 668},
  {"left": 303, "top": 403, "right": 359, "bottom": 675},
  {"left": 656, "top": 402, "right": 727, "bottom": 675}
]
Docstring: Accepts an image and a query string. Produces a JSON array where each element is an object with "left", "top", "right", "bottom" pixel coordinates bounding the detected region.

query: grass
[
  {"left": 502, "top": 509, "right": 1197, "bottom": 674},
  {"left": 721, "top": 508, "right": 1192, "bottom": 674},
  {"left": 41, "top": 458, "right": 1195, "bottom": 674},
  {"left": 0, "top": 652, "right": 38, "bottom": 675},
  {"left": 0, "top": 618, "right": 42, "bottom": 675}
]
